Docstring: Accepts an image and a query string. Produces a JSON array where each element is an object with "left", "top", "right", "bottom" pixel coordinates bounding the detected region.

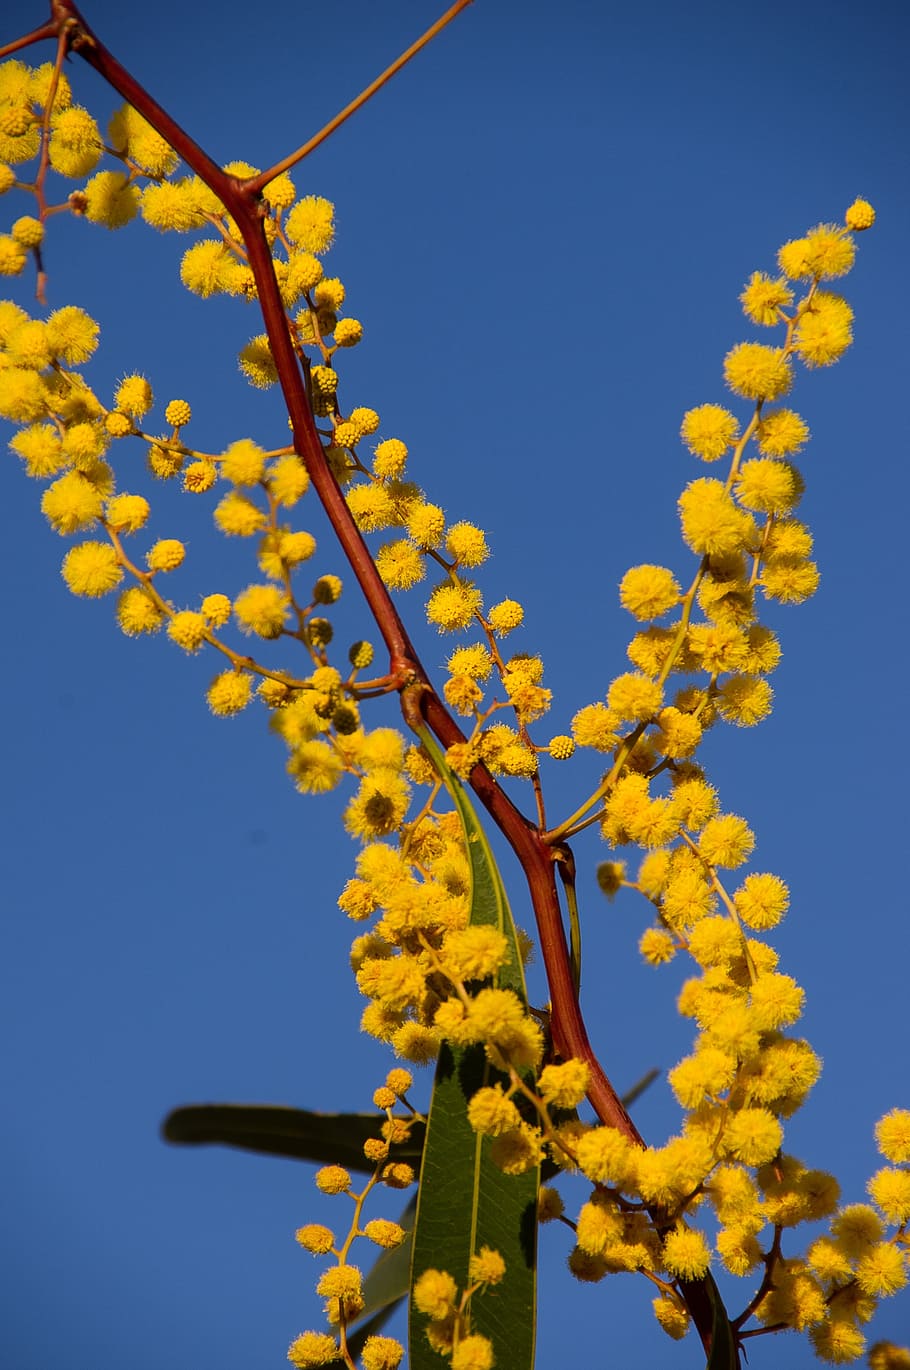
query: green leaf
[
  {"left": 161, "top": 1103, "right": 423, "bottom": 1172},
  {"left": 704, "top": 1271, "right": 739, "bottom": 1370},
  {"left": 408, "top": 724, "right": 538, "bottom": 1370}
]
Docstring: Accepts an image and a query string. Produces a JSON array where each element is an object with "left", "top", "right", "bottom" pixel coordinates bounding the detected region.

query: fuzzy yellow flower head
[
  {"left": 446, "top": 521, "right": 489, "bottom": 567},
  {"left": 413, "top": 1268, "right": 458, "bottom": 1321},
  {"left": 146, "top": 538, "right": 185, "bottom": 572},
  {"left": 678, "top": 478, "right": 754, "bottom": 557},
  {"left": 845, "top": 198, "right": 875, "bottom": 231},
  {"left": 207, "top": 670, "right": 252, "bottom": 716},
  {"left": 287, "top": 1331, "right": 339, "bottom": 1368},
  {"left": 61, "top": 541, "right": 122, "bottom": 597},
  {"left": 756, "top": 408, "right": 810, "bottom": 457},
  {"left": 875, "top": 1109, "right": 910, "bottom": 1164},
  {"left": 779, "top": 223, "right": 856, "bottom": 280},
  {"left": 114, "top": 374, "right": 153, "bottom": 418},
  {"left": 537, "top": 1059, "right": 590, "bottom": 1109},
  {"left": 619, "top": 564, "right": 682, "bottom": 620},
  {"left": 426, "top": 579, "right": 483, "bottom": 633},
  {"left": 221, "top": 438, "right": 266, "bottom": 486},
  {"left": 680, "top": 404, "right": 740, "bottom": 462},
  {"left": 234, "top": 583, "right": 290, "bottom": 638},
  {"left": 295, "top": 1224, "right": 335, "bottom": 1254},
  {"left": 117, "top": 586, "right": 164, "bottom": 636},
  {"left": 285, "top": 196, "right": 335, "bottom": 254},
  {"left": 793, "top": 292, "right": 854, "bottom": 368},
  {"left": 487, "top": 598, "right": 524, "bottom": 635},
  {"left": 740, "top": 272, "right": 794, "bottom": 326},
  {"left": 167, "top": 610, "right": 208, "bottom": 653},
  {"left": 724, "top": 343, "right": 793, "bottom": 402},
  {"left": 360, "top": 1336, "right": 404, "bottom": 1370}
]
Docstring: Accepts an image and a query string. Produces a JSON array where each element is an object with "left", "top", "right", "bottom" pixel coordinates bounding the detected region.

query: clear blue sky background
[{"left": 1, "top": 1, "right": 908, "bottom": 1366}]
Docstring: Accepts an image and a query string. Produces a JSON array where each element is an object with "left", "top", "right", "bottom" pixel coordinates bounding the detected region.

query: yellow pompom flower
[
  {"left": 808, "top": 1321, "right": 867, "bottom": 1364},
  {"left": 114, "top": 374, "right": 153, "bottom": 418},
  {"left": 447, "top": 643, "right": 493, "bottom": 680},
  {"left": 619, "top": 564, "right": 682, "bottom": 620},
  {"left": 47, "top": 105, "right": 103, "bottom": 177},
  {"left": 11, "top": 215, "right": 43, "bottom": 249},
  {"left": 0, "top": 235, "right": 27, "bottom": 275},
  {"left": 239, "top": 335, "right": 278, "bottom": 389},
  {"left": 724, "top": 343, "right": 793, "bottom": 402},
  {"left": 41, "top": 470, "right": 104, "bottom": 533},
  {"left": 735, "top": 457, "right": 801, "bottom": 515},
  {"left": 140, "top": 181, "right": 207, "bottom": 233},
  {"left": 376, "top": 539, "right": 426, "bottom": 590},
  {"left": 167, "top": 611, "right": 208, "bottom": 653},
  {"left": 607, "top": 671, "right": 663, "bottom": 722},
  {"left": 451, "top": 1335, "right": 494, "bottom": 1370},
  {"left": 83, "top": 170, "right": 141, "bottom": 229},
  {"left": 146, "top": 538, "right": 185, "bottom": 573},
  {"left": 362, "top": 1220, "right": 406, "bottom": 1250},
  {"left": 576, "top": 1126, "right": 638, "bottom": 1188},
  {"left": 653, "top": 1294, "right": 691, "bottom": 1341},
  {"left": 346, "top": 481, "right": 397, "bottom": 531},
  {"left": 268, "top": 454, "right": 310, "bottom": 506},
  {"left": 105, "top": 493, "right": 150, "bottom": 533},
  {"left": 200, "top": 593, "right": 232, "bottom": 627},
  {"left": 445, "top": 521, "right": 489, "bottom": 567},
  {"left": 360, "top": 1336, "right": 404, "bottom": 1370},
  {"left": 333, "top": 318, "right": 363, "bottom": 348},
  {"left": 214, "top": 490, "right": 268, "bottom": 536},
  {"left": 180, "top": 240, "right": 238, "bottom": 297},
  {"left": 538, "top": 1059, "right": 590, "bottom": 1109},
  {"left": 661, "top": 1225, "right": 711, "bottom": 1279},
  {"left": 207, "top": 670, "right": 252, "bottom": 716},
  {"left": 413, "top": 1269, "right": 458, "bottom": 1321},
  {"left": 698, "top": 814, "right": 754, "bottom": 868},
  {"left": 654, "top": 706, "right": 702, "bottom": 758},
  {"left": 426, "top": 579, "right": 483, "bottom": 633},
  {"left": 295, "top": 1224, "right": 335, "bottom": 1254},
  {"left": 28, "top": 62, "right": 73, "bottom": 111},
  {"left": 875, "top": 1110, "right": 910, "bottom": 1164},
  {"left": 740, "top": 272, "right": 794, "bottom": 326},
  {"left": 571, "top": 702, "right": 621, "bottom": 750},
  {"left": 756, "top": 407, "right": 810, "bottom": 457},
  {"left": 404, "top": 502, "right": 444, "bottom": 548},
  {"left": 467, "top": 1085, "right": 522, "bottom": 1137},
  {"left": 749, "top": 972, "right": 804, "bottom": 1030},
  {"left": 716, "top": 675, "right": 773, "bottom": 727},
  {"left": 680, "top": 404, "right": 740, "bottom": 461},
  {"left": 734, "top": 872, "right": 789, "bottom": 929},
  {"left": 116, "top": 586, "right": 164, "bottom": 636},
  {"left": 548, "top": 734, "right": 575, "bottom": 760},
  {"left": 285, "top": 196, "right": 335, "bottom": 254},
  {"left": 761, "top": 555, "right": 820, "bottom": 604},
  {"left": 108, "top": 105, "right": 177, "bottom": 176},
  {"left": 793, "top": 291, "right": 854, "bottom": 367},
  {"left": 43, "top": 306, "right": 98, "bottom": 365},
  {"left": 231, "top": 585, "right": 289, "bottom": 639},
  {"left": 867, "top": 1169, "right": 910, "bottom": 1224},
  {"left": 487, "top": 598, "right": 524, "bottom": 635},
  {"left": 372, "top": 438, "right": 408, "bottom": 480},
  {"left": 220, "top": 438, "right": 266, "bottom": 486},
  {"left": 845, "top": 198, "right": 875, "bottom": 231},
  {"left": 679, "top": 478, "right": 754, "bottom": 557},
  {"left": 61, "top": 541, "right": 122, "bottom": 596},
  {"left": 639, "top": 927, "right": 676, "bottom": 965},
  {"left": 163, "top": 399, "right": 191, "bottom": 429},
  {"left": 779, "top": 223, "right": 856, "bottom": 280},
  {"left": 722, "top": 1107, "right": 783, "bottom": 1165},
  {"left": 287, "top": 1331, "right": 339, "bottom": 1368}
]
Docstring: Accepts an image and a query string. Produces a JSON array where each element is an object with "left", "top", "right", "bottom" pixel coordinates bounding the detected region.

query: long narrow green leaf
[
  {"left": 161, "top": 1104, "right": 423, "bottom": 1172},
  {"left": 408, "top": 725, "right": 537, "bottom": 1370}
]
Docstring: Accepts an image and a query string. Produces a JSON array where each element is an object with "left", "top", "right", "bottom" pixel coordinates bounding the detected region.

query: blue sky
[{"left": 1, "top": 1, "right": 908, "bottom": 1366}]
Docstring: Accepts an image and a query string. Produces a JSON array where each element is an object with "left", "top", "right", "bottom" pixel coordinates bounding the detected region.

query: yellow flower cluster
[
  {"left": 287, "top": 1068, "right": 417, "bottom": 1369},
  {"left": 411, "top": 1252, "right": 504, "bottom": 1369}
]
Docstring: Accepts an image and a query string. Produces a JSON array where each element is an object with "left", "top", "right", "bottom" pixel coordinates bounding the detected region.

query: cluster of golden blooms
[
  {"left": 411, "top": 1248, "right": 506, "bottom": 1370},
  {"left": 502, "top": 201, "right": 910, "bottom": 1359},
  {"left": 5, "top": 48, "right": 908, "bottom": 1362},
  {"left": 287, "top": 1067, "right": 417, "bottom": 1369}
]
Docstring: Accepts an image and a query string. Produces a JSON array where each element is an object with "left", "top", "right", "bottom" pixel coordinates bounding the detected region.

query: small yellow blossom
[
  {"left": 487, "top": 598, "right": 524, "bottom": 635},
  {"left": 724, "top": 343, "right": 793, "bottom": 402},
  {"left": 207, "top": 670, "right": 252, "bottom": 716},
  {"left": 680, "top": 403, "right": 740, "bottom": 462},
  {"left": 740, "top": 272, "right": 794, "bottom": 325},
  {"left": 146, "top": 538, "right": 185, "bottom": 572},
  {"left": 287, "top": 1331, "right": 339, "bottom": 1368},
  {"left": 875, "top": 1110, "right": 910, "bottom": 1164},
  {"left": 61, "top": 541, "right": 122, "bottom": 596},
  {"left": 845, "top": 198, "right": 875, "bottom": 231},
  {"left": 295, "top": 1224, "right": 335, "bottom": 1254},
  {"left": 537, "top": 1059, "right": 590, "bottom": 1109}
]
